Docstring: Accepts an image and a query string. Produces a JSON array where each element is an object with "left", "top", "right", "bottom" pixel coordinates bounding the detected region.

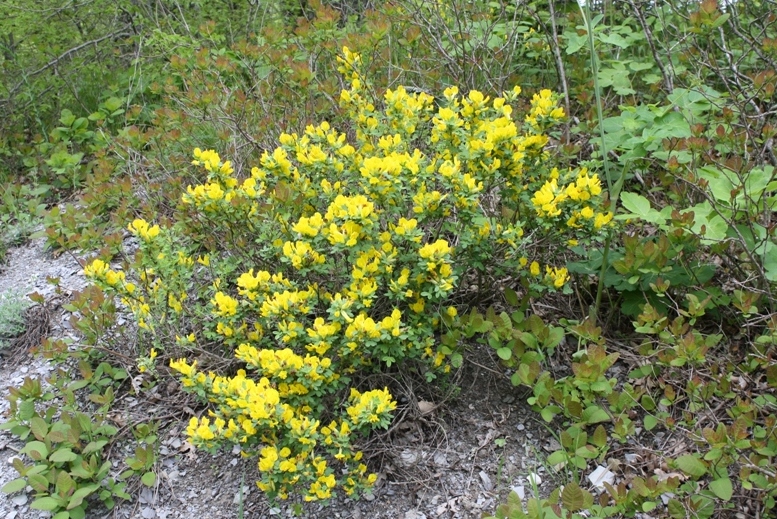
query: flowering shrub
[{"left": 83, "top": 47, "right": 614, "bottom": 502}]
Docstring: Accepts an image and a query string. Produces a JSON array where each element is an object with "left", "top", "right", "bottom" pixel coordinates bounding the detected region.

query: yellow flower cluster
[
  {"left": 104, "top": 47, "right": 594, "bottom": 504},
  {"left": 183, "top": 148, "right": 266, "bottom": 217},
  {"left": 531, "top": 168, "right": 614, "bottom": 231},
  {"left": 346, "top": 387, "right": 397, "bottom": 428},
  {"left": 525, "top": 89, "right": 565, "bottom": 129},
  {"left": 127, "top": 218, "right": 160, "bottom": 241},
  {"left": 169, "top": 354, "right": 388, "bottom": 502}
]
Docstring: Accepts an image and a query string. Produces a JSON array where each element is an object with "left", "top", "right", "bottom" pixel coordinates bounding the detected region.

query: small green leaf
[
  {"left": 67, "top": 484, "right": 99, "bottom": 510},
  {"left": 30, "top": 417, "right": 48, "bottom": 441},
  {"left": 642, "top": 501, "right": 657, "bottom": 512},
  {"left": 82, "top": 440, "right": 109, "bottom": 456},
  {"left": 49, "top": 449, "right": 78, "bottom": 463},
  {"left": 561, "top": 481, "right": 585, "bottom": 511},
  {"left": 31, "top": 496, "right": 62, "bottom": 511},
  {"left": 540, "top": 405, "right": 561, "bottom": 422},
  {"left": 667, "top": 498, "right": 686, "bottom": 518},
  {"left": 496, "top": 347, "right": 512, "bottom": 360},
  {"left": 546, "top": 450, "right": 567, "bottom": 466},
  {"left": 618, "top": 192, "right": 666, "bottom": 225},
  {"left": 709, "top": 477, "right": 733, "bottom": 501},
  {"left": 21, "top": 441, "right": 49, "bottom": 461},
  {"left": 28, "top": 473, "right": 49, "bottom": 493},
  {"left": 504, "top": 288, "right": 519, "bottom": 307},
  {"left": 643, "top": 415, "right": 658, "bottom": 431},
  {"left": 1, "top": 478, "right": 28, "bottom": 494},
  {"left": 581, "top": 406, "right": 610, "bottom": 424},
  {"left": 710, "top": 13, "right": 730, "bottom": 29},
  {"left": 141, "top": 472, "right": 156, "bottom": 487},
  {"left": 674, "top": 454, "right": 707, "bottom": 478}
]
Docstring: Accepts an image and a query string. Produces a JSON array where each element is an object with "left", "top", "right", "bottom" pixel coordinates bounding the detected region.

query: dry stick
[
  {"left": 626, "top": 0, "right": 673, "bottom": 94},
  {"left": 547, "top": 0, "right": 570, "bottom": 141}
]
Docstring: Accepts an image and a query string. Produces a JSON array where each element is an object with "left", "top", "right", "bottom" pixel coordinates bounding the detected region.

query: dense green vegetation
[{"left": 1, "top": 0, "right": 776, "bottom": 517}]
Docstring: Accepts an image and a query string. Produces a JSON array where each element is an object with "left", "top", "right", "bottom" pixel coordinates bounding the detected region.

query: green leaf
[
  {"left": 561, "top": 481, "right": 585, "bottom": 511},
  {"left": 141, "top": 472, "right": 156, "bottom": 487},
  {"left": 31, "top": 496, "right": 62, "bottom": 511},
  {"left": 67, "top": 484, "right": 99, "bottom": 510},
  {"left": 643, "top": 415, "right": 658, "bottom": 431},
  {"left": 674, "top": 454, "right": 707, "bottom": 478},
  {"left": 598, "top": 32, "right": 630, "bottom": 48},
  {"left": 581, "top": 406, "right": 610, "bottom": 424},
  {"left": 49, "top": 449, "right": 78, "bottom": 463},
  {"left": 710, "top": 13, "right": 730, "bottom": 29},
  {"left": 1, "top": 478, "right": 28, "bottom": 494},
  {"left": 709, "top": 477, "right": 733, "bottom": 501},
  {"left": 504, "top": 288, "right": 519, "bottom": 307},
  {"left": 546, "top": 450, "right": 567, "bottom": 466},
  {"left": 22, "top": 441, "right": 49, "bottom": 461},
  {"left": 28, "top": 473, "right": 49, "bottom": 492},
  {"left": 667, "top": 498, "right": 686, "bottom": 518},
  {"left": 642, "top": 501, "right": 657, "bottom": 512},
  {"left": 496, "top": 347, "right": 512, "bottom": 361},
  {"left": 540, "top": 405, "right": 561, "bottom": 422},
  {"left": 30, "top": 417, "right": 48, "bottom": 441},
  {"left": 52, "top": 512, "right": 71, "bottom": 519},
  {"left": 618, "top": 192, "right": 666, "bottom": 225},
  {"left": 82, "top": 440, "right": 109, "bottom": 456}
]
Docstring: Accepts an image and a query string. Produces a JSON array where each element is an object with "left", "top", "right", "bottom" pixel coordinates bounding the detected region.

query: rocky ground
[{"left": 0, "top": 239, "right": 553, "bottom": 519}]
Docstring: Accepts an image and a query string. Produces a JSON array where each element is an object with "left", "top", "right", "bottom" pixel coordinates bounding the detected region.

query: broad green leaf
[
  {"left": 1, "top": 478, "right": 28, "bottom": 494},
  {"left": 711, "top": 13, "right": 730, "bottom": 28},
  {"left": 643, "top": 415, "right": 658, "bottom": 431},
  {"left": 709, "top": 477, "right": 733, "bottom": 501},
  {"left": 581, "top": 406, "right": 610, "bottom": 424},
  {"left": 496, "top": 347, "right": 512, "bottom": 361},
  {"left": 82, "top": 440, "right": 109, "bottom": 456},
  {"left": 540, "top": 405, "right": 561, "bottom": 422},
  {"left": 31, "top": 496, "right": 62, "bottom": 511},
  {"left": 598, "top": 32, "right": 630, "bottom": 48},
  {"left": 591, "top": 425, "right": 607, "bottom": 447},
  {"left": 52, "top": 512, "right": 70, "bottom": 519},
  {"left": 141, "top": 471, "right": 157, "bottom": 487},
  {"left": 546, "top": 450, "right": 567, "bottom": 466},
  {"left": 629, "top": 61, "right": 654, "bottom": 72},
  {"left": 618, "top": 192, "right": 666, "bottom": 225},
  {"left": 49, "top": 449, "right": 78, "bottom": 463},
  {"left": 22, "top": 441, "right": 49, "bottom": 461},
  {"left": 67, "top": 484, "right": 99, "bottom": 510},
  {"left": 30, "top": 417, "right": 48, "bottom": 441},
  {"left": 674, "top": 454, "right": 707, "bottom": 478},
  {"left": 667, "top": 498, "right": 686, "bottom": 518},
  {"left": 561, "top": 482, "right": 585, "bottom": 511},
  {"left": 504, "top": 288, "right": 519, "bottom": 307},
  {"left": 28, "top": 473, "right": 49, "bottom": 493}
]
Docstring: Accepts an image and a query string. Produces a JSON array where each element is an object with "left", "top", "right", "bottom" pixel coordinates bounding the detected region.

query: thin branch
[
  {"left": 626, "top": 0, "right": 673, "bottom": 93},
  {"left": 1, "top": 25, "right": 132, "bottom": 103},
  {"left": 547, "top": 0, "right": 571, "bottom": 132}
]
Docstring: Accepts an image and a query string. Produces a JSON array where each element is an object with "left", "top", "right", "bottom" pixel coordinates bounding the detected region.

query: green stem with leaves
[{"left": 578, "top": 2, "right": 626, "bottom": 324}]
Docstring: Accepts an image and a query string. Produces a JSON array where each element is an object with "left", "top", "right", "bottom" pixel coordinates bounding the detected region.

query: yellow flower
[
  {"left": 128, "top": 218, "right": 161, "bottom": 241},
  {"left": 530, "top": 261, "right": 540, "bottom": 276},
  {"left": 545, "top": 266, "right": 570, "bottom": 289}
]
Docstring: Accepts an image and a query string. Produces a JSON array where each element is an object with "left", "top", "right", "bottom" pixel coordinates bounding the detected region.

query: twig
[
  {"left": 2, "top": 26, "right": 132, "bottom": 102},
  {"left": 547, "top": 0, "right": 571, "bottom": 132},
  {"left": 626, "top": 0, "right": 673, "bottom": 93}
]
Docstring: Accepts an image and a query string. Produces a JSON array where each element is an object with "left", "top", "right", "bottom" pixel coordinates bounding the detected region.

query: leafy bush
[{"left": 80, "top": 46, "right": 619, "bottom": 501}]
